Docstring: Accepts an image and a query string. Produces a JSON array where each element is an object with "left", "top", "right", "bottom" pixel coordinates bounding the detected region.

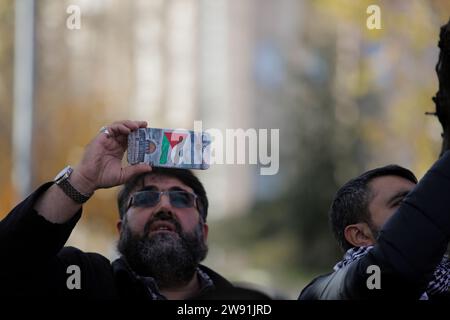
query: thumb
[{"left": 120, "top": 163, "right": 152, "bottom": 184}]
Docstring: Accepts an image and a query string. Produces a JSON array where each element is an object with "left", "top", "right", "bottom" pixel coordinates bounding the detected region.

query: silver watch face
[{"left": 54, "top": 165, "right": 73, "bottom": 182}]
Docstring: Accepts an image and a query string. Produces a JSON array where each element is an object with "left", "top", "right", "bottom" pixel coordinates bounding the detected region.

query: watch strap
[
  {"left": 56, "top": 178, "right": 92, "bottom": 204},
  {"left": 55, "top": 166, "right": 92, "bottom": 204}
]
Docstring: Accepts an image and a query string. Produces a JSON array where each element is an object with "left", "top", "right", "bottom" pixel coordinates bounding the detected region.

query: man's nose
[
  {"left": 150, "top": 193, "right": 176, "bottom": 220},
  {"left": 155, "top": 192, "right": 172, "bottom": 210}
]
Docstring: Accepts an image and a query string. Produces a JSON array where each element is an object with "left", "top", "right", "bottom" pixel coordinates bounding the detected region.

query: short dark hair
[
  {"left": 329, "top": 165, "right": 417, "bottom": 252},
  {"left": 117, "top": 168, "right": 209, "bottom": 222}
]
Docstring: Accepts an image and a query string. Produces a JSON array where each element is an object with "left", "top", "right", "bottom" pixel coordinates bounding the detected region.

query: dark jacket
[
  {"left": 0, "top": 182, "right": 270, "bottom": 300},
  {"left": 299, "top": 152, "right": 450, "bottom": 300}
]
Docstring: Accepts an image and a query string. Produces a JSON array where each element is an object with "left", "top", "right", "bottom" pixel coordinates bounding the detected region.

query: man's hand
[
  {"left": 34, "top": 120, "right": 152, "bottom": 224},
  {"left": 71, "top": 120, "right": 152, "bottom": 194}
]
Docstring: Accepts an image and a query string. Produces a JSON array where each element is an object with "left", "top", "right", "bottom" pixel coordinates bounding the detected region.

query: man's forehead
[
  {"left": 135, "top": 174, "right": 193, "bottom": 192},
  {"left": 368, "top": 175, "right": 415, "bottom": 199}
]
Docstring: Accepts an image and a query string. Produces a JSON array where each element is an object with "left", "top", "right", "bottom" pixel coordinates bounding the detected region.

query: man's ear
[
  {"left": 202, "top": 223, "right": 209, "bottom": 242},
  {"left": 116, "top": 220, "right": 122, "bottom": 234},
  {"left": 344, "top": 223, "right": 376, "bottom": 248}
]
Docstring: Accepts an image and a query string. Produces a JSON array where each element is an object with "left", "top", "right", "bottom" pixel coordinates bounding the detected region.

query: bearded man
[{"left": 0, "top": 120, "right": 269, "bottom": 300}]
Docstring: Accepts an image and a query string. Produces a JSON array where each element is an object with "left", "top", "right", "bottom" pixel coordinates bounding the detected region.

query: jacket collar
[{"left": 111, "top": 257, "right": 231, "bottom": 300}]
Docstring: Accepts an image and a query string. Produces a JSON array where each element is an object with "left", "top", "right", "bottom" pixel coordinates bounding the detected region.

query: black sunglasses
[{"left": 128, "top": 190, "right": 198, "bottom": 210}]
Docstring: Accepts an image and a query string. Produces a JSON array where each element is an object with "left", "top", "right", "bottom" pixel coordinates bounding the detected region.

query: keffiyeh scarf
[{"left": 333, "top": 246, "right": 450, "bottom": 300}]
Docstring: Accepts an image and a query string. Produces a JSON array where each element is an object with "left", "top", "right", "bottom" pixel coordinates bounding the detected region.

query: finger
[
  {"left": 126, "top": 120, "right": 147, "bottom": 130},
  {"left": 120, "top": 163, "right": 152, "bottom": 184},
  {"left": 113, "top": 120, "right": 146, "bottom": 131},
  {"left": 109, "top": 123, "right": 132, "bottom": 137},
  {"left": 136, "top": 120, "right": 148, "bottom": 128}
]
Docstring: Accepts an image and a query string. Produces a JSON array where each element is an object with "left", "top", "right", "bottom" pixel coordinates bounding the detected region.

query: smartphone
[{"left": 127, "top": 127, "right": 211, "bottom": 170}]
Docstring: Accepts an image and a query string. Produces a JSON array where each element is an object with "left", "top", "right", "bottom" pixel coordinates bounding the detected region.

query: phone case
[{"left": 127, "top": 128, "right": 211, "bottom": 170}]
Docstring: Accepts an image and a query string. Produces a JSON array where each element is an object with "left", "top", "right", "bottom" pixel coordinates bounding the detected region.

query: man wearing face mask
[{"left": 0, "top": 120, "right": 270, "bottom": 300}]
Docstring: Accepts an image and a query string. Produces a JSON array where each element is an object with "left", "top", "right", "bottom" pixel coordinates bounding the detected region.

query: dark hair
[
  {"left": 117, "top": 168, "right": 209, "bottom": 222},
  {"left": 329, "top": 165, "right": 417, "bottom": 252}
]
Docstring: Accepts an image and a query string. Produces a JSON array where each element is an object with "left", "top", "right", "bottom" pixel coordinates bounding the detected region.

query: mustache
[{"left": 143, "top": 211, "right": 182, "bottom": 235}]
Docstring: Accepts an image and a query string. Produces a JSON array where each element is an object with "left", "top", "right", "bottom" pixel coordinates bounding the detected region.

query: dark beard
[{"left": 117, "top": 212, "right": 208, "bottom": 289}]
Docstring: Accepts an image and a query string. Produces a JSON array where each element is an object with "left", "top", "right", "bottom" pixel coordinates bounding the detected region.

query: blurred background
[{"left": 1, "top": 0, "right": 450, "bottom": 299}]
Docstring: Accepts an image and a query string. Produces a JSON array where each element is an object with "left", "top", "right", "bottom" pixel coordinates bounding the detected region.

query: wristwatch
[{"left": 54, "top": 166, "right": 92, "bottom": 204}]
